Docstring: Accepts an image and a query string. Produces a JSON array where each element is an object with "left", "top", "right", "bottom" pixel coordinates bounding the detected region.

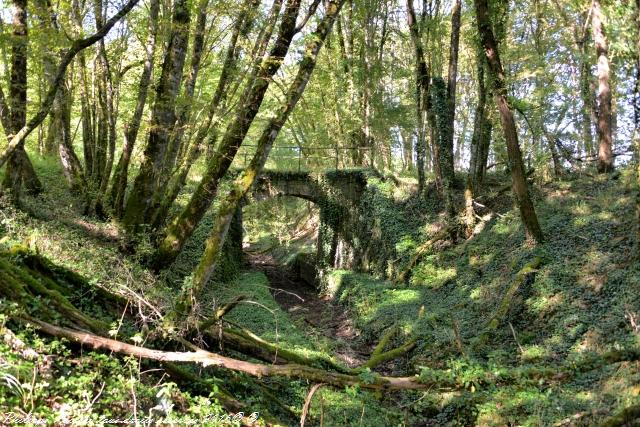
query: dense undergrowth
[{"left": 1, "top": 155, "right": 639, "bottom": 425}]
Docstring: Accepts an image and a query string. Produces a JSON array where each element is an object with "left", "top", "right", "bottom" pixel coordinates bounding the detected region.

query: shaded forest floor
[{"left": 0, "top": 155, "right": 639, "bottom": 425}]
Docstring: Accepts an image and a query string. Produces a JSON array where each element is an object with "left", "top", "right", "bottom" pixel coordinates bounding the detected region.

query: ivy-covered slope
[{"left": 324, "top": 172, "right": 640, "bottom": 425}]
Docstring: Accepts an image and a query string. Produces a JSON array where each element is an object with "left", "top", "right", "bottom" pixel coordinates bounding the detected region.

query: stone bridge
[{"left": 243, "top": 169, "right": 383, "bottom": 284}]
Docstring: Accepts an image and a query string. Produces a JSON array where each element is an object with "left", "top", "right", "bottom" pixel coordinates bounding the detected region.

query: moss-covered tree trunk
[
  {"left": 146, "top": 0, "right": 209, "bottom": 227},
  {"left": 474, "top": 0, "right": 543, "bottom": 244},
  {"left": 150, "top": 0, "right": 259, "bottom": 230},
  {"left": 122, "top": 0, "right": 191, "bottom": 230},
  {"left": 3, "top": 0, "right": 42, "bottom": 200},
  {"left": 56, "top": 79, "right": 86, "bottom": 193},
  {"left": 443, "top": 0, "right": 461, "bottom": 211},
  {"left": 109, "top": 0, "right": 160, "bottom": 218},
  {"left": 469, "top": 53, "right": 492, "bottom": 187},
  {"left": 180, "top": 0, "right": 345, "bottom": 314},
  {"left": 406, "top": 0, "right": 430, "bottom": 194},
  {"left": 152, "top": 0, "right": 302, "bottom": 268}
]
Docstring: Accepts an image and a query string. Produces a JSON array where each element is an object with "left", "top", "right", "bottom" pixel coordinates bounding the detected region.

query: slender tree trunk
[
  {"left": 57, "top": 78, "right": 86, "bottom": 192},
  {"left": 152, "top": 0, "right": 302, "bottom": 269},
  {"left": 474, "top": 0, "right": 543, "bottom": 244},
  {"left": 469, "top": 53, "right": 492, "bottom": 187},
  {"left": 108, "top": 0, "right": 160, "bottom": 217},
  {"left": 634, "top": 0, "right": 640, "bottom": 258},
  {"left": 122, "top": 0, "right": 191, "bottom": 230},
  {"left": 578, "top": 39, "right": 595, "bottom": 158},
  {"left": 3, "top": 0, "right": 42, "bottom": 200},
  {"left": 446, "top": 0, "right": 461, "bottom": 165},
  {"left": 437, "top": 0, "right": 461, "bottom": 216},
  {"left": 591, "top": 0, "right": 614, "bottom": 172},
  {"left": 37, "top": 0, "right": 61, "bottom": 156},
  {"left": 35, "top": 0, "right": 86, "bottom": 193},
  {"left": 77, "top": 51, "right": 95, "bottom": 181},
  {"left": 402, "top": 130, "right": 414, "bottom": 172},
  {"left": 180, "top": 0, "right": 344, "bottom": 314},
  {"left": 406, "top": 0, "right": 429, "bottom": 193}
]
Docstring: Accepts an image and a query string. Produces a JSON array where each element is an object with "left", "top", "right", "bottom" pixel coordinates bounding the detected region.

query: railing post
[
  {"left": 335, "top": 147, "right": 339, "bottom": 170},
  {"left": 298, "top": 148, "right": 301, "bottom": 172}
]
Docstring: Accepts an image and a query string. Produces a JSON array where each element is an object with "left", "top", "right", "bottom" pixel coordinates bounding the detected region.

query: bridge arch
[{"left": 241, "top": 170, "right": 374, "bottom": 283}]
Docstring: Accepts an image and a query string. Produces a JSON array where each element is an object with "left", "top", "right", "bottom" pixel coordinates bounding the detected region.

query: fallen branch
[
  {"left": 198, "top": 295, "right": 248, "bottom": 331},
  {"left": 370, "top": 326, "right": 399, "bottom": 358},
  {"left": 362, "top": 338, "right": 417, "bottom": 369},
  {"left": 16, "top": 317, "right": 640, "bottom": 396},
  {"left": 214, "top": 323, "right": 353, "bottom": 373},
  {"left": 394, "top": 226, "right": 454, "bottom": 284},
  {"left": 472, "top": 257, "right": 542, "bottom": 349},
  {"left": 23, "top": 317, "right": 442, "bottom": 391}
]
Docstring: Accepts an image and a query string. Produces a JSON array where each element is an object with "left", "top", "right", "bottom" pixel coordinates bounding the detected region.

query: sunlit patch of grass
[
  {"left": 571, "top": 200, "right": 592, "bottom": 215},
  {"left": 410, "top": 256, "right": 457, "bottom": 289},
  {"left": 519, "top": 345, "right": 551, "bottom": 362}
]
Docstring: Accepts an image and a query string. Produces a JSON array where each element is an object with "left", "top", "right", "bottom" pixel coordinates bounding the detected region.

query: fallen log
[{"left": 21, "top": 316, "right": 447, "bottom": 391}]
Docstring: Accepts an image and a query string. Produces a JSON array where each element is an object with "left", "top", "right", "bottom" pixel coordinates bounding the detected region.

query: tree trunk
[
  {"left": 2, "top": 0, "right": 42, "bottom": 200},
  {"left": 634, "top": 0, "right": 640, "bottom": 258},
  {"left": 445, "top": 0, "right": 461, "bottom": 171},
  {"left": 591, "top": 0, "right": 614, "bottom": 173},
  {"left": 402, "top": 130, "right": 414, "bottom": 171},
  {"left": 152, "top": 0, "right": 302, "bottom": 268},
  {"left": 34, "top": 0, "right": 86, "bottom": 193},
  {"left": 144, "top": 0, "right": 210, "bottom": 226},
  {"left": 578, "top": 39, "right": 595, "bottom": 158},
  {"left": 181, "top": 0, "right": 345, "bottom": 315},
  {"left": 108, "top": 0, "right": 160, "bottom": 218},
  {"left": 57, "top": 79, "right": 86, "bottom": 193},
  {"left": 469, "top": 52, "right": 492, "bottom": 187},
  {"left": 37, "top": 0, "right": 62, "bottom": 156},
  {"left": 406, "top": 0, "right": 430, "bottom": 193},
  {"left": 474, "top": 0, "right": 543, "bottom": 244},
  {"left": 150, "top": 0, "right": 260, "bottom": 230},
  {"left": 122, "top": 0, "right": 191, "bottom": 230}
]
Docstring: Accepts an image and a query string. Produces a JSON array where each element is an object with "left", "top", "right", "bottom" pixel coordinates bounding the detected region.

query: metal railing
[{"left": 235, "top": 145, "right": 373, "bottom": 172}]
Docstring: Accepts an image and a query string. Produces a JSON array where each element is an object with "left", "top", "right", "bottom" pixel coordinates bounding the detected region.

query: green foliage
[{"left": 0, "top": 326, "right": 227, "bottom": 424}]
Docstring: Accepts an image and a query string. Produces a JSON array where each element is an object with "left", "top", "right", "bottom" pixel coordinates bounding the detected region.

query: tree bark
[
  {"left": 591, "top": 0, "right": 614, "bottom": 173},
  {"left": 634, "top": 0, "right": 640, "bottom": 259},
  {"left": 406, "top": 0, "right": 430, "bottom": 193},
  {"left": 2, "top": 0, "right": 43, "bottom": 200},
  {"left": 148, "top": 0, "right": 210, "bottom": 221},
  {"left": 122, "top": 0, "right": 191, "bottom": 230},
  {"left": 181, "top": 0, "right": 345, "bottom": 314},
  {"left": 474, "top": 0, "right": 543, "bottom": 244},
  {"left": 469, "top": 52, "right": 492, "bottom": 187},
  {"left": 108, "top": 0, "right": 160, "bottom": 218},
  {"left": 445, "top": 0, "right": 461, "bottom": 176},
  {"left": 152, "top": 0, "right": 302, "bottom": 268}
]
